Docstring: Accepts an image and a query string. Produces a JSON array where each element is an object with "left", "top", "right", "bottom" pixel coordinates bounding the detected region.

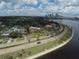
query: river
[{"left": 37, "top": 19, "right": 79, "bottom": 59}]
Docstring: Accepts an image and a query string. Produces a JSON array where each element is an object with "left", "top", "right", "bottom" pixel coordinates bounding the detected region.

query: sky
[{"left": 0, "top": 0, "right": 79, "bottom": 16}]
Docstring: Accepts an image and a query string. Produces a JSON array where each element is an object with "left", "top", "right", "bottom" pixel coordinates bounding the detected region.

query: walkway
[{"left": 0, "top": 27, "right": 67, "bottom": 55}]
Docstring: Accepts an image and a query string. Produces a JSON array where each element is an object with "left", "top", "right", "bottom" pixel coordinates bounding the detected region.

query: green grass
[{"left": 0, "top": 26, "right": 72, "bottom": 59}]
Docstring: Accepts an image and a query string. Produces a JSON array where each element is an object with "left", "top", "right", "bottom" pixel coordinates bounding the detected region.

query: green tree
[
  {"left": 36, "top": 30, "right": 41, "bottom": 41},
  {"left": 9, "top": 32, "right": 22, "bottom": 38},
  {"left": 3, "top": 55, "right": 13, "bottom": 59}
]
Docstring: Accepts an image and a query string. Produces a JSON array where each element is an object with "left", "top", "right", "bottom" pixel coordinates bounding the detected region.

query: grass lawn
[{"left": 0, "top": 26, "right": 72, "bottom": 59}]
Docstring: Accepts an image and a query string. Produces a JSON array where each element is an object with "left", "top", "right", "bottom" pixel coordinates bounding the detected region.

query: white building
[
  {"left": 29, "top": 26, "right": 41, "bottom": 32},
  {"left": 9, "top": 25, "right": 25, "bottom": 33}
]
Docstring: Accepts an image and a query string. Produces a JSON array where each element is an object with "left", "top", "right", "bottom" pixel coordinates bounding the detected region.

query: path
[{"left": 0, "top": 27, "right": 67, "bottom": 55}]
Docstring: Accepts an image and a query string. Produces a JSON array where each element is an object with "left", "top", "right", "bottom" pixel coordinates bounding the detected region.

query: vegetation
[
  {"left": 0, "top": 16, "right": 72, "bottom": 59},
  {"left": 9, "top": 32, "right": 22, "bottom": 38},
  {"left": 0, "top": 26, "right": 72, "bottom": 59},
  {"left": 3, "top": 55, "right": 13, "bottom": 59},
  {"left": 0, "top": 16, "right": 48, "bottom": 27}
]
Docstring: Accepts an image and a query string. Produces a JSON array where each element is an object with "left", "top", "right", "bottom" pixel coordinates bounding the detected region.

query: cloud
[
  {"left": 39, "top": 0, "right": 49, "bottom": 4},
  {"left": 57, "top": 0, "right": 78, "bottom": 5},
  {"left": 22, "top": 0, "right": 38, "bottom": 5},
  {"left": 51, "top": 0, "right": 79, "bottom": 16},
  {"left": 0, "top": 1, "right": 13, "bottom": 10},
  {"left": 0, "top": 1, "right": 7, "bottom": 9},
  {"left": 0, "top": 0, "right": 79, "bottom": 16}
]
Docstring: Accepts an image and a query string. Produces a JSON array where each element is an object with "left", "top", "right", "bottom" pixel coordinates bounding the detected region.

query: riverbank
[
  {"left": 26, "top": 26, "right": 74, "bottom": 59},
  {"left": 0, "top": 25, "right": 73, "bottom": 59}
]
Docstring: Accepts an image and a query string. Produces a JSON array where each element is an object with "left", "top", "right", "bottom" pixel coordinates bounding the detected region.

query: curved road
[{"left": 0, "top": 27, "right": 67, "bottom": 55}]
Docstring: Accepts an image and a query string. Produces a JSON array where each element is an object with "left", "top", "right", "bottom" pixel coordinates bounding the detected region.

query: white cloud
[
  {"left": 21, "top": 0, "right": 38, "bottom": 5},
  {"left": 51, "top": 0, "right": 79, "bottom": 16},
  {"left": 40, "top": 0, "right": 49, "bottom": 4},
  {"left": 0, "top": 1, "right": 6, "bottom": 9},
  {"left": 0, "top": 0, "right": 79, "bottom": 16},
  {"left": 0, "top": 1, "right": 13, "bottom": 10}
]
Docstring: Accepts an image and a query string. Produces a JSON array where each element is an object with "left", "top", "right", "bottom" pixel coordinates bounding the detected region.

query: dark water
[{"left": 37, "top": 20, "right": 79, "bottom": 59}]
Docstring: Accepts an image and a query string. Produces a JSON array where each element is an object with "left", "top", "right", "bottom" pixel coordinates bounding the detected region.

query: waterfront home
[
  {"left": 9, "top": 25, "right": 25, "bottom": 33},
  {"left": 29, "top": 26, "right": 41, "bottom": 32},
  {"left": 45, "top": 24, "right": 53, "bottom": 28}
]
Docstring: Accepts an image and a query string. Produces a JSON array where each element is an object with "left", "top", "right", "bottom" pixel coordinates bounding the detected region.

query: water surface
[{"left": 37, "top": 19, "right": 79, "bottom": 59}]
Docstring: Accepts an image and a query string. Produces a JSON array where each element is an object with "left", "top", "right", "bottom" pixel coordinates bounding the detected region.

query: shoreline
[{"left": 25, "top": 27, "right": 74, "bottom": 59}]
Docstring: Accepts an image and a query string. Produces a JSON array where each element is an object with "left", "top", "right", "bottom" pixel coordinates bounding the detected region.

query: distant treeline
[
  {"left": 0, "top": 16, "right": 78, "bottom": 27},
  {"left": 0, "top": 16, "right": 50, "bottom": 27}
]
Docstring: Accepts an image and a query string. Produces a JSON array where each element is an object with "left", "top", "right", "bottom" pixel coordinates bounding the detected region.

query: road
[{"left": 0, "top": 27, "right": 67, "bottom": 55}]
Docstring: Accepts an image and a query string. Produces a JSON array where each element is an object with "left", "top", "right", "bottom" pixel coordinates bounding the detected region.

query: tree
[
  {"left": 25, "top": 25, "right": 31, "bottom": 43},
  {"left": 36, "top": 30, "right": 41, "bottom": 41},
  {"left": 3, "top": 55, "right": 13, "bottom": 59},
  {"left": 9, "top": 32, "right": 22, "bottom": 38},
  {"left": 16, "top": 49, "right": 26, "bottom": 59},
  {"left": 26, "top": 25, "right": 30, "bottom": 34},
  {"left": 0, "top": 33, "right": 2, "bottom": 39},
  {"left": 16, "top": 52, "right": 23, "bottom": 58}
]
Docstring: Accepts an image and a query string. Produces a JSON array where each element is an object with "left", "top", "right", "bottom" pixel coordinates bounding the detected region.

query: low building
[
  {"left": 2, "top": 33, "right": 9, "bottom": 37},
  {"left": 2, "top": 25, "right": 25, "bottom": 37},
  {"left": 45, "top": 25, "right": 53, "bottom": 28},
  {"left": 9, "top": 25, "right": 25, "bottom": 33},
  {"left": 29, "top": 26, "right": 41, "bottom": 32}
]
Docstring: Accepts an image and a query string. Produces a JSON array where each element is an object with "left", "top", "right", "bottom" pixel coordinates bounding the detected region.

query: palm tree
[
  {"left": 36, "top": 30, "right": 41, "bottom": 41},
  {"left": 24, "top": 25, "right": 31, "bottom": 43}
]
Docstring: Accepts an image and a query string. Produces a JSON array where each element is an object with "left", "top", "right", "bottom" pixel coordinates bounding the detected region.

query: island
[{"left": 0, "top": 16, "right": 73, "bottom": 59}]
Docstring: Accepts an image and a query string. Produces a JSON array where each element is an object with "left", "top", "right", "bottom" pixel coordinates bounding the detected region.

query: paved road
[{"left": 0, "top": 27, "right": 67, "bottom": 55}]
